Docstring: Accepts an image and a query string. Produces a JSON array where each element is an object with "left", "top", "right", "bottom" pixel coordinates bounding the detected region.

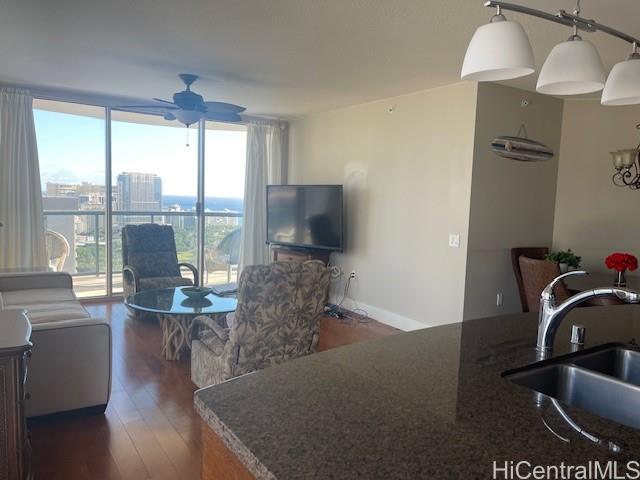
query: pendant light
[
  {"left": 462, "top": 1, "right": 640, "bottom": 104},
  {"left": 602, "top": 43, "right": 640, "bottom": 106},
  {"left": 461, "top": 6, "right": 534, "bottom": 81},
  {"left": 536, "top": 31, "right": 605, "bottom": 95}
]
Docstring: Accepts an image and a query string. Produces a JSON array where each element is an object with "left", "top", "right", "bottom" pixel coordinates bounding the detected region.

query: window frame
[{"left": 34, "top": 97, "right": 246, "bottom": 298}]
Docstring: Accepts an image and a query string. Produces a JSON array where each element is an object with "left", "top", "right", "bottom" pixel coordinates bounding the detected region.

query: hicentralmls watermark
[{"left": 492, "top": 461, "right": 640, "bottom": 480}]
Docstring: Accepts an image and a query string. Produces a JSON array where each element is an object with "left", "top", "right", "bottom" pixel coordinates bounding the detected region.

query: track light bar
[{"left": 484, "top": 1, "right": 640, "bottom": 46}]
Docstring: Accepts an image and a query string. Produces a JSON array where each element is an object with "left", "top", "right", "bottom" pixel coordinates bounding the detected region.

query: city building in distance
[{"left": 116, "top": 172, "right": 162, "bottom": 212}]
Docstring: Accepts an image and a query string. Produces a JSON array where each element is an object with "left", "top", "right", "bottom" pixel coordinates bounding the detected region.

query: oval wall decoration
[{"left": 491, "top": 135, "right": 554, "bottom": 162}]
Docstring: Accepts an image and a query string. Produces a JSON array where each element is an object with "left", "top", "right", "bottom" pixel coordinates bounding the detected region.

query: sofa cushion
[
  {"left": 2, "top": 288, "right": 77, "bottom": 306},
  {"left": 8, "top": 301, "right": 90, "bottom": 325}
]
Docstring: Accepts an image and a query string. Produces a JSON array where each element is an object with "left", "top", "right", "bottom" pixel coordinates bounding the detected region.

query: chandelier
[
  {"left": 461, "top": 1, "right": 640, "bottom": 105},
  {"left": 610, "top": 125, "right": 640, "bottom": 190}
]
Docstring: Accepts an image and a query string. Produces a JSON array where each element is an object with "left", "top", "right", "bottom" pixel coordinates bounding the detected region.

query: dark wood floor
[{"left": 29, "top": 302, "right": 397, "bottom": 480}]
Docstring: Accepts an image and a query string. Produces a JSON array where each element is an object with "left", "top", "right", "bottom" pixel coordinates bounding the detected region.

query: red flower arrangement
[{"left": 605, "top": 252, "right": 638, "bottom": 273}]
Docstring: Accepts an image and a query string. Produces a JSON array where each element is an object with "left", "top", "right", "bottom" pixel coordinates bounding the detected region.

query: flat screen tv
[{"left": 267, "top": 185, "right": 343, "bottom": 252}]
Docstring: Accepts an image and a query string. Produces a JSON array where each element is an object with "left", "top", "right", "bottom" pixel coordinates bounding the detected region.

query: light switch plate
[{"left": 448, "top": 234, "right": 460, "bottom": 248}]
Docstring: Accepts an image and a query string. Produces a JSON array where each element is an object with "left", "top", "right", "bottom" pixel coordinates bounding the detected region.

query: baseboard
[
  {"left": 80, "top": 294, "right": 124, "bottom": 304},
  {"left": 328, "top": 295, "right": 430, "bottom": 332},
  {"left": 27, "top": 403, "right": 107, "bottom": 423}
]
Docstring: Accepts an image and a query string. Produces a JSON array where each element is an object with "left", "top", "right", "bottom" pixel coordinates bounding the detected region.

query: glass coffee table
[{"left": 126, "top": 286, "right": 237, "bottom": 361}]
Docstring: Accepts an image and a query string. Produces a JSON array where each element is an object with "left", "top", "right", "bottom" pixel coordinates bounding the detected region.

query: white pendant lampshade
[
  {"left": 536, "top": 37, "right": 605, "bottom": 95},
  {"left": 461, "top": 16, "right": 535, "bottom": 81},
  {"left": 602, "top": 54, "right": 640, "bottom": 106}
]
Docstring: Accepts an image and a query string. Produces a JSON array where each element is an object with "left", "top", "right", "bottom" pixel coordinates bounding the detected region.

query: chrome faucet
[{"left": 537, "top": 270, "right": 640, "bottom": 354}]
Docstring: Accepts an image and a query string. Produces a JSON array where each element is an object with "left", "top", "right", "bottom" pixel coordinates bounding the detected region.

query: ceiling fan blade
[
  {"left": 203, "top": 101, "right": 246, "bottom": 114},
  {"left": 113, "top": 105, "right": 178, "bottom": 110},
  {"left": 152, "top": 98, "right": 178, "bottom": 106},
  {"left": 203, "top": 112, "right": 243, "bottom": 123}
]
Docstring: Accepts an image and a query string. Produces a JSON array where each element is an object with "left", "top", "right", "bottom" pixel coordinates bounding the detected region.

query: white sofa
[{"left": 0, "top": 272, "right": 111, "bottom": 417}]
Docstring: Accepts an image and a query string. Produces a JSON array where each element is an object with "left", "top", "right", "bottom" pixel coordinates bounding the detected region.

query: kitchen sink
[
  {"left": 504, "top": 344, "right": 640, "bottom": 429},
  {"left": 570, "top": 346, "right": 640, "bottom": 386}
]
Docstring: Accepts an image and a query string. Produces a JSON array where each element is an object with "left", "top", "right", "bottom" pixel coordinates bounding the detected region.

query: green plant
[{"left": 546, "top": 249, "right": 582, "bottom": 268}]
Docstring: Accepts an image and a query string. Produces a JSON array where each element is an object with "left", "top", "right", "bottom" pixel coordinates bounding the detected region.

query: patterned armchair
[
  {"left": 191, "top": 260, "right": 330, "bottom": 388},
  {"left": 122, "top": 224, "right": 199, "bottom": 300}
]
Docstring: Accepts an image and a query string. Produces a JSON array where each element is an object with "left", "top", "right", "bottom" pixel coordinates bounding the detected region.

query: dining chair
[
  {"left": 511, "top": 247, "right": 549, "bottom": 312},
  {"left": 518, "top": 256, "right": 570, "bottom": 314}
]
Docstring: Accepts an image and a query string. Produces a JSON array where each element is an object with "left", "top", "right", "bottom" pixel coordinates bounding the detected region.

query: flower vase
[{"left": 614, "top": 269, "right": 627, "bottom": 288}]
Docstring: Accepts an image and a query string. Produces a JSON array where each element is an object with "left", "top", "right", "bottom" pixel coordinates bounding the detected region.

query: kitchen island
[{"left": 195, "top": 306, "right": 640, "bottom": 479}]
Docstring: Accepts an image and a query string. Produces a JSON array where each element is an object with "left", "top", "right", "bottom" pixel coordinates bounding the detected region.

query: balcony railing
[{"left": 43, "top": 209, "right": 242, "bottom": 298}]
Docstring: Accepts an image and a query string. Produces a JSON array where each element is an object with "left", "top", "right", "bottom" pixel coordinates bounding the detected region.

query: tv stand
[{"left": 272, "top": 246, "right": 331, "bottom": 265}]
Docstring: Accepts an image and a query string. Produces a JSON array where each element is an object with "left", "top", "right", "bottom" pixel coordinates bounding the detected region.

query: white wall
[
  {"left": 553, "top": 99, "right": 640, "bottom": 275},
  {"left": 463, "top": 84, "right": 564, "bottom": 320},
  {"left": 289, "top": 82, "right": 478, "bottom": 330}
]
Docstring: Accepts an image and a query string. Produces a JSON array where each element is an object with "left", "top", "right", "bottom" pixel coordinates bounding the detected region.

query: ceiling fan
[{"left": 116, "top": 73, "right": 246, "bottom": 126}]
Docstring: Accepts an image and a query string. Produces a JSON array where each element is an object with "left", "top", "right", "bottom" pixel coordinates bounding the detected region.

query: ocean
[{"left": 162, "top": 195, "right": 243, "bottom": 212}]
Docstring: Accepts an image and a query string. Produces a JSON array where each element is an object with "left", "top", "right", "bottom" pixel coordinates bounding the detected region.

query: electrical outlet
[
  {"left": 496, "top": 292, "right": 503, "bottom": 306},
  {"left": 350, "top": 270, "right": 356, "bottom": 279},
  {"left": 448, "top": 234, "right": 460, "bottom": 248}
]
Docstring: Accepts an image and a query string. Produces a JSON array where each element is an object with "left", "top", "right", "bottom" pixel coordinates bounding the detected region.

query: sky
[{"left": 34, "top": 109, "right": 247, "bottom": 198}]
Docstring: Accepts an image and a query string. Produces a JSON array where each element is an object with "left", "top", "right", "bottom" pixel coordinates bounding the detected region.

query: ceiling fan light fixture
[
  {"left": 173, "top": 109, "right": 203, "bottom": 127},
  {"left": 602, "top": 50, "right": 640, "bottom": 106},
  {"left": 114, "top": 74, "right": 246, "bottom": 125},
  {"left": 461, "top": 12, "right": 535, "bottom": 82},
  {"left": 536, "top": 36, "right": 605, "bottom": 95}
]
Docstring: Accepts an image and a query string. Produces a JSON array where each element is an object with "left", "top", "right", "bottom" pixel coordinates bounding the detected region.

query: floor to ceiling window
[
  {"left": 33, "top": 100, "right": 247, "bottom": 298},
  {"left": 34, "top": 99, "right": 107, "bottom": 297},
  {"left": 111, "top": 110, "right": 199, "bottom": 294},
  {"left": 203, "top": 121, "right": 246, "bottom": 285}
]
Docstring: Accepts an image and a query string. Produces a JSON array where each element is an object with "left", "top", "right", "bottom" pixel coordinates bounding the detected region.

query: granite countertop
[{"left": 195, "top": 306, "right": 640, "bottom": 479}]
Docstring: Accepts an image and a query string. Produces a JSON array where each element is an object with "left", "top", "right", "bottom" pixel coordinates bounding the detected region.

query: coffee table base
[
  {"left": 159, "top": 315, "right": 192, "bottom": 360},
  {"left": 159, "top": 314, "right": 226, "bottom": 361}
]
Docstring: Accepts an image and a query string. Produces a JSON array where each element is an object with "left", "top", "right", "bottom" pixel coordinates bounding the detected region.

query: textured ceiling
[{"left": 0, "top": 0, "right": 639, "bottom": 118}]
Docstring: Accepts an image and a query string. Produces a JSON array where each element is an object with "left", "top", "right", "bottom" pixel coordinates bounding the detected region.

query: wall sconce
[{"left": 610, "top": 124, "right": 640, "bottom": 189}]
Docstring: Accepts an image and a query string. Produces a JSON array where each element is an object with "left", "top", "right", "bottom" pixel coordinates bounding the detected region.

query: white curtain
[
  {"left": 239, "top": 119, "right": 288, "bottom": 271},
  {"left": 0, "top": 88, "right": 47, "bottom": 270}
]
